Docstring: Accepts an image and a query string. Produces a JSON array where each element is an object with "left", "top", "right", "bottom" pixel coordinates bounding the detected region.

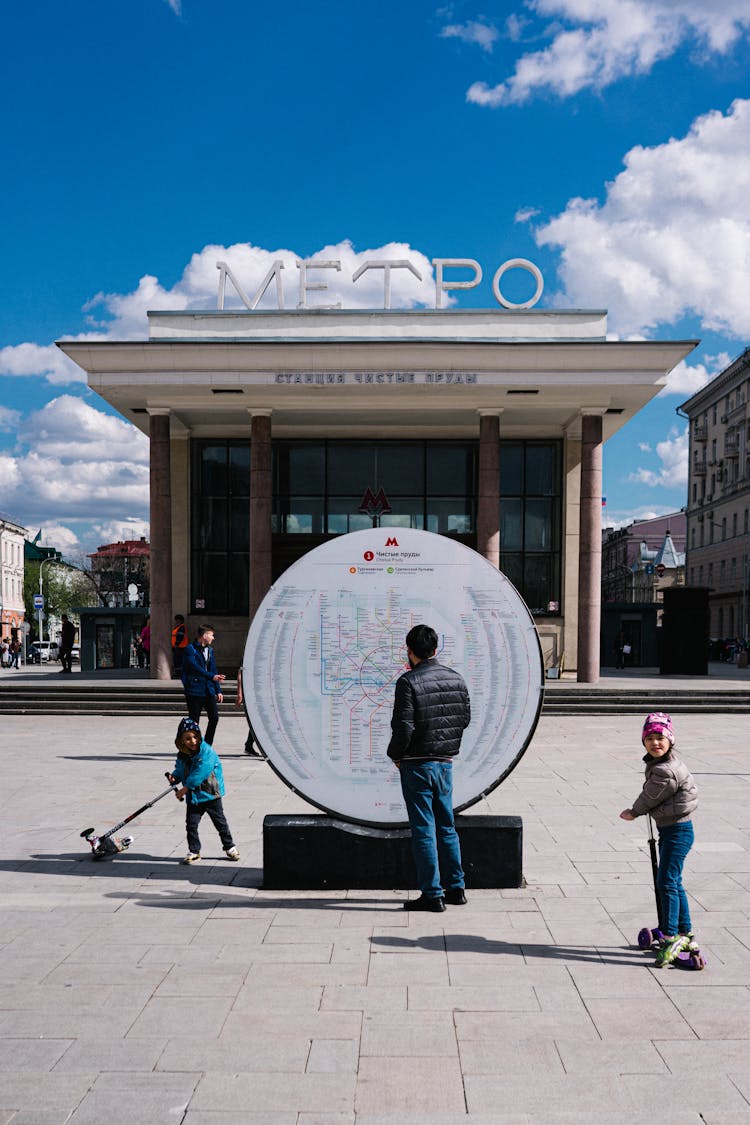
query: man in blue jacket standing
[
  {"left": 181, "top": 625, "right": 225, "bottom": 747},
  {"left": 388, "top": 624, "right": 471, "bottom": 912}
]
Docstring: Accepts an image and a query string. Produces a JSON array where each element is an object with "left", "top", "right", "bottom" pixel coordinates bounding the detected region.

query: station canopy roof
[{"left": 58, "top": 308, "right": 697, "bottom": 442}]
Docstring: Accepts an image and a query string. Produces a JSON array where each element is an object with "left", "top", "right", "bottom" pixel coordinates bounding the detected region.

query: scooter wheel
[{"left": 637, "top": 927, "right": 655, "bottom": 950}]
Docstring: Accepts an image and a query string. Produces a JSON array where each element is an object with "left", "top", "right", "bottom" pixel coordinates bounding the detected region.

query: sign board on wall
[{"left": 242, "top": 528, "right": 544, "bottom": 827}]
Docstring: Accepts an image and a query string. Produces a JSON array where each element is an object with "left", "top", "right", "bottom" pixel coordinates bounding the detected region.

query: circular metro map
[{"left": 242, "top": 528, "right": 544, "bottom": 827}]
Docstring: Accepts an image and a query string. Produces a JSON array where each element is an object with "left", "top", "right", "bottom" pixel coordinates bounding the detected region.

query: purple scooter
[{"left": 636, "top": 814, "right": 705, "bottom": 970}]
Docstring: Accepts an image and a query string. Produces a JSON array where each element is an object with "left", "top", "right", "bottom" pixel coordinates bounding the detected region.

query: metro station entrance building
[{"left": 61, "top": 304, "right": 693, "bottom": 681}]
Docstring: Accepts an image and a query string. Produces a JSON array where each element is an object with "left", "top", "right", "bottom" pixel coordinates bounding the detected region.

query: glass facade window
[
  {"left": 499, "top": 441, "right": 562, "bottom": 615},
  {"left": 273, "top": 441, "right": 477, "bottom": 539},
  {"left": 191, "top": 442, "right": 250, "bottom": 615},
  {"left": 192, "top": 438, "right": 562, "bottom": 618}
]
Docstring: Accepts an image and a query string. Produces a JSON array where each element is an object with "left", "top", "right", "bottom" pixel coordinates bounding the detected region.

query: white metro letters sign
[{"left": 216, "top": 256, "right": 543, "bottom": 313}]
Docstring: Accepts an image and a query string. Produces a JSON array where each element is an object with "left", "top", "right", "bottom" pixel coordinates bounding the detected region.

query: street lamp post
[{"left": 38, "top": 558, "right": 55, "bottom": 643}]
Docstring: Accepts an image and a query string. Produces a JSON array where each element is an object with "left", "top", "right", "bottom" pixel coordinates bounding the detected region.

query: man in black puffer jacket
[{"left": 388, "top": 624, "right": 471, "bottom": 912}]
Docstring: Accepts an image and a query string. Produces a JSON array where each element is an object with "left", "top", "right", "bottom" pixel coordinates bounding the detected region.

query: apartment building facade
[{"left": 681, "top": 347, "right": 750, "bottom": 641}]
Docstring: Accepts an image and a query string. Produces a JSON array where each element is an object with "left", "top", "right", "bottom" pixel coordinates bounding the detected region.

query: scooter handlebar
[{"left": 165, "top": 771, "right": 184, "bottom": 801}]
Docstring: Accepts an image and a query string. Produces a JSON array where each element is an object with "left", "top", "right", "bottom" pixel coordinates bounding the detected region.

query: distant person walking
[
  {"left": 171, "top": 614, "right": 188, "bottom": 678},
  {"left": 181, "top": 625, "right": 225, "bottom": 747},
  {"left": 615, "top": 629, "right": 626, "bottom": 670},
  {"left": 387, "top": 623, "right": 471, "bottom": 912},
  {"left": 140, "top": 618, "right": 151, "bottom": 668},
  {"left": 235, "top": 664, "right": 263, "bottom": 757},
  {"left": 59, "top": 614, "right": 76, "bottom": 673}
]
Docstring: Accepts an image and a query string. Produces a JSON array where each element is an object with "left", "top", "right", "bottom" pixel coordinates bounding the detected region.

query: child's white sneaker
[
  {"left": 182, "top": 852, "right": 201, "bottom": 864},
  {"left": 225, "top": 846, "right": 240, "bottom": 861}
]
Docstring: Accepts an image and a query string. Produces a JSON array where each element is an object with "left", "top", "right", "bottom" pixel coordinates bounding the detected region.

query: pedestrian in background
[
  {"left": 171, "top": 613, "right": 188, "bottom": 679},
  {"left": 181, "top": 625, "right": 225, "bottom": 747},
  {"left": 140, "top": 617, "right": 151, "bottom": 668},
  {"left": 59, "top": 614, "right": 76, "bottom": 673}
]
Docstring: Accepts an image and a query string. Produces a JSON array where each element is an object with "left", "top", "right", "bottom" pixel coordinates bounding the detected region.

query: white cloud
[
  {"left": 658, "top": 353, "right": 732, "bottom": 397},
  {"left": 532, "top": 99, "right": 750, "bottom": 338},
  {"left": 0, "top": 405, "right": 21, "bottom": 432},
  {"left": 1, "top": 396, "right": 149, "bottom": 537},
  {"left": 628, "top": 427, "right": 689, "bottom": 489},
  {"left": 440, "top": 19, "right": 498, "bottom": 52},
  {"left": 90, "top": 517, "right": 150, "bottom": 547},
  {"left": 35, "top": 524, "right": 82, "bottom": 552},
  {"left": 466, "top": 0, "right": 750, "bottom": 106},
  {"left": 0, "top": 342, "right": 87, "bottom": 385},
  {"left": 638, "top": 442, "right": 651, "bottom": 452},
  {"left": 17, "top": 395, "right": 149, "bottom": 463}
]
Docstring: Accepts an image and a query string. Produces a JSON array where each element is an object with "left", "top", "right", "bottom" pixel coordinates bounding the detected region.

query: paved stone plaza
[{"left": 1, "top": 709, "right": 749, "bottom": 1123}]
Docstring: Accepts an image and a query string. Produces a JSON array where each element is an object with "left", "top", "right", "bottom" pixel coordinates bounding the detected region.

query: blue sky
[{"left": 1, "top": 0, "right": 749, "bottom": 557}]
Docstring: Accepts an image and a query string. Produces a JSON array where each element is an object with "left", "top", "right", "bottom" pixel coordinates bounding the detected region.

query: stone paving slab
[{"left": 1, "top": 712, "right": 749, "bottom": 1122}]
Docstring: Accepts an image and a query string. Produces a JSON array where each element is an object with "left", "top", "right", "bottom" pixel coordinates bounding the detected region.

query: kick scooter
[
  {"left": 80, "top": 773, "right": 183, "bottom": 858},
  {"left": 636, "top": 813, "right": 705, "bottom": 970}
]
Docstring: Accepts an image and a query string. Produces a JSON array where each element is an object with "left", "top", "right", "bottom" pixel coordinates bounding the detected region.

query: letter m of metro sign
[{"left": 357, "top": 487, "right": 393, "bottom": 519}]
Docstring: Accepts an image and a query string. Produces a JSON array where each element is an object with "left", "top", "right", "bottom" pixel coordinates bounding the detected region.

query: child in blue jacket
[{"left": 170, "top": 717, "right": 240, "bottom": 865}]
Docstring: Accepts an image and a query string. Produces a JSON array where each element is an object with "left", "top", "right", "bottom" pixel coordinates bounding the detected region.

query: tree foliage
[{"left": 23, "top": 562, "right": 100, "bottom": 639}]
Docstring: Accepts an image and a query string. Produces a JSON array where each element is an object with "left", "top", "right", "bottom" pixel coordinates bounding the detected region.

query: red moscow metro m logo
[{"left": 385, "top": 537, "right": 399, "bottom": 547}]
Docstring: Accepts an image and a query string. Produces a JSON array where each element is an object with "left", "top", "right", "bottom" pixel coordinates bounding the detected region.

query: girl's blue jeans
[
  {"left": 657, "top": 821, "right": 694, "bottom": 935},
  {"left": 399, "top": 760, "right": 464, "bottom": 899}
]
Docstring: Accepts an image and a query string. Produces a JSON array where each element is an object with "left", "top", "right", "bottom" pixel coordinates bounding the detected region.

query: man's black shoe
[
  {"left": 444, "top": 888, "right": 467, "bottom": 906},
  {"left": 403, "top": 894, "right": 446, "bottom": 912}
]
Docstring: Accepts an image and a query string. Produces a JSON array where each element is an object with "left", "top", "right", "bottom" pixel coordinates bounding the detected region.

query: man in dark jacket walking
[
  {"left": 59, "top": 614, "right": 76, "bottom": 673},
  {"left": 388, "top": 623, "right": 471, "bottom": 912},
  {"left": 181, "top": 625, "right": 226, "bottom": 747}
]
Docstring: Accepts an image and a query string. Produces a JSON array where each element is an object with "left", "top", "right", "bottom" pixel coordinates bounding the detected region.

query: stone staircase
[
  {"left": 0, "top": 680, "right": 239, "bottom": 716},
  {"left": 541, "top": 685, "right": 750, "bottom": 714},
  {"left": 1, "top": 679, "right": 748, "bottom": 716}
]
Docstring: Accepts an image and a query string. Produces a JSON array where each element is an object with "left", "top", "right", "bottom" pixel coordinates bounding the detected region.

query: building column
[
  {"left": 148, "top": 409, "right": 172, "bottom": 680},
  {"left": 476, "top": 411, "right": 502, "bottom": 568},
  {"left": 249, "top": 411, "right": 273, "bottom": 621},
  {"left": 577, "top": 410, "right": 604, "bottom": 683}
]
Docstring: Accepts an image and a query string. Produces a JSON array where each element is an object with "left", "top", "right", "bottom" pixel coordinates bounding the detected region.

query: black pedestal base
[{"left": 262, "top": 813, "right": 523, "bottom": 890}]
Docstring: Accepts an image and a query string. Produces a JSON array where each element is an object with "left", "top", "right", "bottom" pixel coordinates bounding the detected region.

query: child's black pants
[{"left": 185, "top": 797, "right": 234, "bottom": 854}]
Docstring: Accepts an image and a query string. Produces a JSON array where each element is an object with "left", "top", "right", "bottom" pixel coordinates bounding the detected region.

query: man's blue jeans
[
  {"left": 657, "top": 821, "right": 694, "bottom": 935},
  {"left": 399, "top": 760, "right": 464, "bottom": 899}
]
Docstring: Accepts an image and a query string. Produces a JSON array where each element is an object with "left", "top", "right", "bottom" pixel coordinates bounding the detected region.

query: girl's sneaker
[
  {"left": 655, "top": 934, "right": 689, "bottom": 967},
  {"left": 225, "top": 846, "right": 240, "bottom": 861},
  {"left": 182, "top": 852, "right": 201, "bottom": 864}
]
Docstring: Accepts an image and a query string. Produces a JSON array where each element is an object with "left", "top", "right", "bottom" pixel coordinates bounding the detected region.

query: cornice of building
[{"left": 679, "top": 346, "right": 750, "bottom": 416}]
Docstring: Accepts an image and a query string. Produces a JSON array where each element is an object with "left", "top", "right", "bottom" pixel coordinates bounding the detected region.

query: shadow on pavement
[{"left": 371, "top": 932, "right": 646, "bottom": 965}]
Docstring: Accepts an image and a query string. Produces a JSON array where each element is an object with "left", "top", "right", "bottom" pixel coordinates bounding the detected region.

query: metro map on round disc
[{"left": 242, "top": 528, "right": 544, "bottom": 827}]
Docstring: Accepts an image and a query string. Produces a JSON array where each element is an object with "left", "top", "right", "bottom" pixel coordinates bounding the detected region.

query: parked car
[{"left": 28, "top": 641, "right": 60, "bottom": 664}]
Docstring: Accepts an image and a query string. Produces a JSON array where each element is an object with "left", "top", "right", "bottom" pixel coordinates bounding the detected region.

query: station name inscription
[{"left": 274, "top": 371, "right": 478, "bottom": 385}]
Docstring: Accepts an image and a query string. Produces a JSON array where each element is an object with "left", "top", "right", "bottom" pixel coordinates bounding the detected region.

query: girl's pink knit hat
[{"left": 642, "top": 712, "right": 674, "bottom": 745}]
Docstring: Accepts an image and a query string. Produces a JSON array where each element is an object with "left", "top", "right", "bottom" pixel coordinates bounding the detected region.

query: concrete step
[{"left": 2, "top": 681, "right": 749, "bottom": 715}]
